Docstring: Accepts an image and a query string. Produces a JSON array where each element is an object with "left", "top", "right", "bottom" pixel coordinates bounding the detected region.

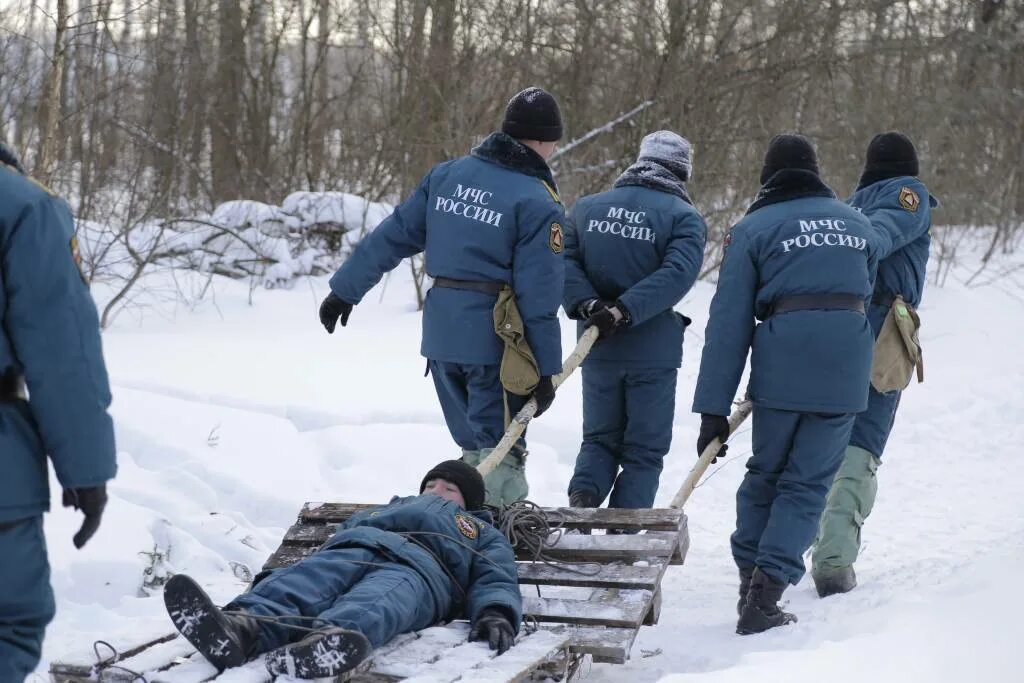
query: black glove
[
  {"left": 697, "top": 414, "right": 731, "bottom": 463},
  {"left": 62, "top": 486, "right": 107, "bottom": 549},
  {"left": 584, "top": 300, "right": 628, "bottom": 339},
  {"left": 531, "top": 375, "right": 556, "bottom": 418},
  {"left": 577, "top": 298, "right": 601, "bottom": 319},
  {"left": 470, "top": 608, "right": 515, "bottom": 655},
  {"left": 319, "top": 292, "right": 353, "bottom": 333}
]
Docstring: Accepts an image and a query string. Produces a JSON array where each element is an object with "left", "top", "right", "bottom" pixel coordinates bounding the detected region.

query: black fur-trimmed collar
[
  {"left": 856, "top": 169, "right": 917, "bottom": 192},
  {"left": 471, "top": 132, "right": 557, "bottom": 190},
  {"left": 614, "top": 160, "right": 693, "bottom": 204},
  {"left": 746, "top": 169, "right": 835, "bottom": 214}
]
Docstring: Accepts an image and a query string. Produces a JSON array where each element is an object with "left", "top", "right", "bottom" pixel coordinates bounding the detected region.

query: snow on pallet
[{"left": 50, "top": 504, "right": 688, "bottom": 681}]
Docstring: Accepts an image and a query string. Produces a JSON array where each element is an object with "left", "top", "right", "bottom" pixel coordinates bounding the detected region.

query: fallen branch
[{"left": 549, "top": 100, "right": 655, "bottom": 167}]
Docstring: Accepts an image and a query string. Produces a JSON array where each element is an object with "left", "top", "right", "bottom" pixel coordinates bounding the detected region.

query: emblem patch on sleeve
[
  {"left": 898, "top": 186, "right": 920, "bottom": 212},
  {"left": 549, "top": 222, "right": 564, "bottom": 254},
  {"left": 454, "top": 512, "right": 478, "bottom": 539},
  {"left": 723, "top": 231, "right": 732, "bottom": 249}
]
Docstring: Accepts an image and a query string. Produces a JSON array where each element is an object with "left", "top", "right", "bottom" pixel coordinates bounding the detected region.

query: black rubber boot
[
  {"left": 568, "top": 490, "right": 602, "bottom": 535},
  {"left": 264, "top": 628, "right": 372, "bottom": 679},
  {"left": 569, "top": 490, "right": 601, "bottom": 507},
  {"left": 163, "top": 574, "right": 260, "bottom": 670},
  {"left": 813, "top": 566, "right": 857, "bottom": 598},
  {"left": 736, "top": 568, "right": 797, "bottom": 635},
  {"left": 737, "top": 567, "right": 754, "bottom": 616}
]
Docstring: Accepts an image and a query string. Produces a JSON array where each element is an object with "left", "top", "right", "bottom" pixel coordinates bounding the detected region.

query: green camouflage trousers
[
  {"left": 812, "top": 445, "right": 881, "bottom": 576},
  {"left": 460, "top": 448, "right": 529, "bottom": 507}
]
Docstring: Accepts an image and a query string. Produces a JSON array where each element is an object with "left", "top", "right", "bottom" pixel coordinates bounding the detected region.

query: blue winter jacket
[
  {"left": 562, "top": 165, "right": 707, "bottom": 368},
  {"left": 0, "top": 158, "right": 117, "bottom": 523},
  {"left": 321, "top": 494, "right": 522, "bottom": 631},
  {"left": 329, "top": 133, "right": 565, "bottom": 375},
  {"left": 849, "top": 176, "right": 936, "bottom": 319},
  {"left": 692, "top": 170, "right": 885, "bottom": 417}
]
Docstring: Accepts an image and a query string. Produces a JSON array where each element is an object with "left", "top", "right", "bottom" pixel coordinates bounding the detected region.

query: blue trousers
[
  {"left": 428, "top": 361, "right": 527, "bottom": 451},
  {"left": 731, "top": 407, "right": 854, "bottom": 584},
  {"left": 229, "top": 547, "right": 447, "bottom": 650},
  {"left": 0, "top": 516, "right": 55, "bottom": 683},
  {"left": 852, "top": 303, "right": 902, "bottom": 459},
  {"left": 568, "top": 365, "right": 677, "bottom": 509},
  {"left": 849, "top": 385, "right": 901, "bottom": 460}
]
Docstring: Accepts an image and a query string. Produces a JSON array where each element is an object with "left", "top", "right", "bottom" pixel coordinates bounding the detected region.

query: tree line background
[{"left": 1, "top": 0, "right": 1021, "bottom": 286}]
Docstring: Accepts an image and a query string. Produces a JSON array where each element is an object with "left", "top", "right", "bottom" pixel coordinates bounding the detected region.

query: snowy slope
[{"left": 33, "top": 233, "right": 1024, "bottom": 682}]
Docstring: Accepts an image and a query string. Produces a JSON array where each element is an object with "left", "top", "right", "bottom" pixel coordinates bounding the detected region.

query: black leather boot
[
  {"left": 265, "top": 628, "right": 372, "bottom": 678},
  {"left": 164, "top": 574, "right": 261, "bottom": 670},
  {"left": 813, "top": 566, "right": 857, "bottom": 598},
  {"left": 569, "top": 490, "right": 601, "bottom": 507},
  {"left": 568, "top": 490, "right": 602, "bottom": 535},
  {"left": 737, "top": 567, "right": 754, "bottom": 616},
  {"left": 736, "top": 567, "right": 797, "bottom": 635}
]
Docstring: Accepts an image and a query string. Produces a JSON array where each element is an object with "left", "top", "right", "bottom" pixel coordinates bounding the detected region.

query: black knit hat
[
  {"left": 760, "top": 133, "right": 820, "bottom": 184},
  {"left": 502, "top": 87, "right": 563, "bottom": 142},
  {"left": 420, "top": 460, "right": 486, "bottom": 511},
  {"left": 860, "top": 132, "right": 919, "bottom": 188}
]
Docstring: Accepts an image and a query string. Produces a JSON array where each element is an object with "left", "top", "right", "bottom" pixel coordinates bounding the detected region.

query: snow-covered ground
[{"left": 33, "top": 231, "right": 1024, "bottom": 682}]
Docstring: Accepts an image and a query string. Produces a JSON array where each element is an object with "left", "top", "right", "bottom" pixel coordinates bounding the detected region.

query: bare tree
[{"left": 35, "top": 0, "right": 69, "bottom": 182}]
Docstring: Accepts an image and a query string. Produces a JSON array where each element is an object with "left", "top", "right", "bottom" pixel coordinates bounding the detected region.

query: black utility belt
[
  {"left": 768, "top": 293, "right": 866, "bottom": 317},
  {"left": 432, "top": 277, "right": 504, "bottom": 295}
]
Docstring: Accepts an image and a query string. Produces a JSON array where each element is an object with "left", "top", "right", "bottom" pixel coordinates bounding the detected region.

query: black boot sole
[
  {"left": 736, "top": 606, "right": 798, "bottom": 635},
  {"left": 163, "top": 574, "right": 248, "bottom": 670},
  {"left": 265, "top": 628, "right": 372, "bottom": 679}
]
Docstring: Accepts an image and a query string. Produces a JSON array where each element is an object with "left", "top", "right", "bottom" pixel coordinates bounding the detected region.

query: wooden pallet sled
[{"left": 50, "top": 504, "right": 688, "bottom": 682}]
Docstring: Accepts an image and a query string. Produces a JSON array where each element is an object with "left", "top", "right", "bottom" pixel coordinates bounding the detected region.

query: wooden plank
[
  {"left": 541, "top": 507, "right": 684, "bottom": 532},
  {"left": 522, "top": 591, "right": 649, "bottom": 628},
  {"left": 398, "top": 630, "right": 567, "bottom": 683},
  {"left": 643, "top": 587, "right": 663, "bottom": 626},
  {"left": 366, "top": 624, "right": 472, "bottom": 679},
  {"left": 50, "top": 632, "right": 180, "bottom": 679},
  {"left": 53, "top": 624, "right": 631, "bottom": 679},
  {"left": 449, "top": 631, "right": 567, "bottom": 683},
  {"left": 530, "top": 533, "right": 678, "bottom": 563},
  {"left": 265, "top": 538, "right": 683, "bottom": 574},
  {"left": 168, "top": 658, "right": 266, "bottom": 682},
  {"left": 263, "top": 543, "right": 317, "bottom": 570},
  {"left": 516, "top": 562, "right": 661, "bottom": 590},
  {"left": 278, "top": 525, "right": 679, "bottom": 563},
  {"left": 300, "top": 502, "right": 376, "bottom": 522},
  {"left": 647, "top": 521, "right": 690, "bottom": 566},
  {"left": 543, "top": 624, "right": 636, "bottom": 664},
  {"left": 300, "top": 503, "right": 683, "bottom": 532}
]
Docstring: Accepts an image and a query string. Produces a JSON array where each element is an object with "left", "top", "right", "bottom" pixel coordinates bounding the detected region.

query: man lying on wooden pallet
[{"left": 162, "top": 460, "right": 521, "bottom": 679}]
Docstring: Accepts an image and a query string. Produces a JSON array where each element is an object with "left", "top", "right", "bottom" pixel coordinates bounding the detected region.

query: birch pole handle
[
  {"left": 669, "top": 399, "right": 753, "bottom": 509},
  {"left": 477, "top": 326, "right": 600, "bottom": 478}
]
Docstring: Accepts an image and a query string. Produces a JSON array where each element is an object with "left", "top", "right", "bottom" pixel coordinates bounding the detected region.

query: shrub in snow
[{"left": 78, "top": 191, "right": 394, "bottom": 291}]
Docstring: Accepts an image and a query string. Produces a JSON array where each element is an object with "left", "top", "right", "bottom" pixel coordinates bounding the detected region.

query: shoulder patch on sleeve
[
  {"left": 898, "top": 186, "right": 920, "bottom": 212},
  {"left": 723, "top": 231, "right": 733, "bottom": 249},
  {"left": 540, "top": 180, "right": 562, "bottom": 206},
  {"left": 454, "top": 512, "right": 479, "bottom": 539},
  {"left": 549, "top": 222, "right": 564, "bottom": 254}
]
